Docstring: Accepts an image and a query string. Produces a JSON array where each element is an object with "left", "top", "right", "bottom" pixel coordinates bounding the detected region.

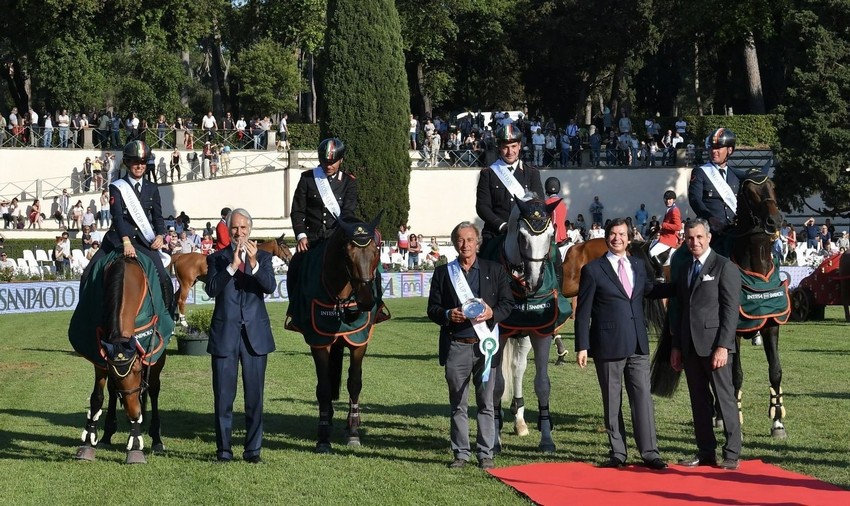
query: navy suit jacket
[
  {"left": 104, "top": 176, "right": 165, "bottom": 249},
  {"left": 688, "top": 163, "right": 743, "bottom": 234},
  {"left": 205, "top": 248, "right": 276, "bottom": 356},
  {"left": 427, "top": 258, "right": 514, "bottom": 366},
  {"left": 475, "top": 162, "right": 544, "bottom": 238},
  {"left": 574, "top": 254, "right": 662, "bottom": 360}
]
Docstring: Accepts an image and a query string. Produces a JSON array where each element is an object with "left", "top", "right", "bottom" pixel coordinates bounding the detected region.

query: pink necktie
[{"left": 618, "top": 257, "right": 632, "bottom": 298}]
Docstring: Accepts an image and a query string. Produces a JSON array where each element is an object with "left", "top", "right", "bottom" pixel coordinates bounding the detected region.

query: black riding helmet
[
  {"left": 495, "top": 123, "right": 523, "bottom": 144},
  {"left": 318, "top": 138, "right": 346, "bottom": 165},
  {"left": 545, "top": 177, "right": 561, "bottom": 195},
  {"left": 705, "top": 128, "right": 736, "bottom": 150},
  {"left": 122, "top": 140, "right": 151, "bottom": 165}
]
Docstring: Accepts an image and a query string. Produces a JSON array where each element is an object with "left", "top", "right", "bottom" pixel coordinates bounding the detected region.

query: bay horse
[
  {"left": 172, "top": 233, "right": 292, "bottom": 324},
  {"left": 493, "top": 196, "right": 566, "bottom": 453},
  {"left": 651, "top": 171, "right": 789, "bottom": 438},
  {"left": 74, "top": 256, "right": 168, "bottom": 464},
  {"left": 286, "top": 214, "right": 386, "bottom": 453}
]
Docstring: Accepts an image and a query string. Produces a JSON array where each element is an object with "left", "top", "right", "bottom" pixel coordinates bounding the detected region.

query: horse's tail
[
  {"left": 501, "top": 337, "right": 515, "bottom": 404},
  {"left": 329, "top": 342, "right": 344, "bottom": 401},
  {"left": 103, "top": 257, "right": 127, "bottom": 342},
  {"left": 628, "top": 241, "right": 666, "bottom": 335},
  {"left": 650, "top": 316, "right": 681, "bottom": 397}
]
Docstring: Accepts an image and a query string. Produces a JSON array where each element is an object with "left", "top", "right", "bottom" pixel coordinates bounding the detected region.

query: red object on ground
[{"left": 488, "top": 460, "right": 850, "bottom": 505}]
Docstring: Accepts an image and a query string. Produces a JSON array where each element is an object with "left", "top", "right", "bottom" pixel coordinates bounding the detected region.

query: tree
[
  {"left": 319, "top": 0, "right": 411, "bottom": 229},
  {"left": 232, "top": 39, "right": 299, "bottom": 117},
  {"left": 774, "top": 1, "right": 850, "bottom": 216}
]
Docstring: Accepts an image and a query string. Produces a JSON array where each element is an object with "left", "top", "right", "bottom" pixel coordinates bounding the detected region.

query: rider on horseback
[
  {"left": 647, "top": 190, "right": 682, "bottom": 280},
  {"left": 287, "top": 138, "right": 357, "bottom": 318},
  {"left": 82, "top": 140, "right": 174, "bottom": 317},
  {"left": 476, "top": 123, "right": 544, "bottom": 247}
]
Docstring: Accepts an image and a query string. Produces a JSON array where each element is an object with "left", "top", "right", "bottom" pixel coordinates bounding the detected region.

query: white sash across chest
[
  {"left": 448, "top": 260, "right": 499, "bottom": 382},
  {"left": 702, "top": 164, "right": 737, "bottom": 212},
  {"left": 489, "top": 159, "right": 530, "bottom": 201},
  {"left": 313, "top": 166, "right": 341, "bottom": 218},
  {"left": 111, "top": 179, "right": 170, "bottom": 267}
]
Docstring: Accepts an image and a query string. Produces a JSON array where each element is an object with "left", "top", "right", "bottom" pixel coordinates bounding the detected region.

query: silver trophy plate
[{"left": 462, "top": 298, "right": 485, "bottom": 319}]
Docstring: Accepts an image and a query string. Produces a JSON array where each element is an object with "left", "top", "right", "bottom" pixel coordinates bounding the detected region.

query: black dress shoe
[
  {"left": 478, "top": 458, "right": 495, "bottom": 470},
  {"left": 719, "top": 458, "right": 739, "bottom": 470},
  {"left": 245, "top": 455, "right": 263, "bottom": 464},
  {"left": 678, "top": 455, "right": 717, "bottom": 467},
  {"left": 448, "top": 458, "right": 467, "bottom": 469},
  {"left": 215, "top": 456, "right": 231, "bottom": 463},
  {"left": 644, "top": 458, "right": 668, "bottom": 470},
  {"left": 598, "top": 458, "right": 626, "bottom": 468}
]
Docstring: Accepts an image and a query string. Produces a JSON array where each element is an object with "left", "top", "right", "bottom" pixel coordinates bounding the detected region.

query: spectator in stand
[
  {"left": 635, "top": 203, "right": 649, "bottom": 236},
  {"left": 251, "top": 117, "right": 264, "bottom": 150},
  {"left": 671, "top": 131, "right": 684, "bottom": 164},
  {"left": 170, "top": 147, "right": 181, "bottom": 182},
  {"left": 397, "top": 224, "right": 410, "bottom": 260},
  {"left": 409, "top": 114, "right": 419, "bottom": 150},
  {"left": 0, "top": 200, "right": 9, "bottom": 229},
  {"left": 589, "top": 128, "right": 602, "bottom": 167},
  {"left": 818, "top": 225, "right": 832, "bottom": 253},
  {"left": 804, "top": 218, "right": 818, "bottom": 249},
  {"left": 70, "top": 200, "right": 84, "bottom": 230},
  {"left": 559, "top": 129, "right": 570, "bottom": 168},
  {"left": 53, "top": 235, "right": 71, "bottom": 274},
  {"left": 647, "top": 137, "right": 659, "bottom": 167},
  {"left": 430, "top": 130, "right": 441, "bottom": 167},
  {"left": 261, "top": 116, "right": 271, "bottom": 149},
  {"left": 575, "top": 213, "right": 588, "bottom": 239},
  {"left": 96, "top": 110, "right": 110, "bottom": 148},
  {"left": 0, "top": 251, "right": 15, "bottom": 270},
  {"left": 235, "top": 115, "right": 247, "bottom": 147},
  {"left": 110, "top": 112, "right": 122, "bottom": 149},
  {"left": 220, "top": 145, "right": 231, "bottom": 175},
  {"left": 567, "top": 221, "right": 584, "bottom": 246},
  {"left": 660, "top": 130, "right": 673, "bottom": 166},
  {"left": 531, "top": 127, "right": 545, "bottom": 167},
  {"left": 42, "top": 113, "right": 54, "bottom": 147},
  {"left": 99, "top": 189, "right": 110, "bottom": 228},
  {"left": 423, "top": 118, "right": 435, "bottom": 141},
  {"left": 618, "top": 111, "right": 632, "bottom": 135},
  {"left": 82, "top": 206, "right": 97, "bottom": 231},
  {"left": 57, "top": 109, "right": 70, "bottom": 148},
  {"left": 86, "top": 241, "right": 100, "bottom": 261},
  {"left": 28, "top": 198, "right": 43, "bottom": 229},
  {"left": 81, "top": 225, "right": 93, "bottom": 253},
  {"left": 277, "top": 113, "right": 289, "bottom": 151},
  {"left": 675, "top": 116, "right": 687, "bottom": 138},
  {"left": 186, "top": 227, "right": 202, "bottom": 250},
  {"left": 589, "top": 196, "right": 604, "bottom": 225},
  {"left": 588, "top": 222, "right": 605, "bottom": 239},
  {"left": 838, "top": 231, "right": 850, "bottom": 250},
  {"left": 408, "top": 233, "right": 421, "bottom": 270},
  {"left": 202, "top": 111, "right": 218, "bottom": 143},
  {"left": 28, "top": 108, "right": 39, "bottom": 147},
  {"left": 216, "top": 207, "right": 232, "bottom": 251},
  {"left": 177, "top": 231, "right": 193, "bottom": 254},
  {"left": 201, "top": 233, "right": 214, "bottom": 255},
  {"left": 184, "top": 117, "right": 195, "bottom": 149},
  {"left": 825, "top": 218, "right": 836, "bottom": 237},
  {"left": 156, "top": 114, "right": 169, "bottom": 148},
  {"left": 544, "top": 129, "right": 557, "bottom": 166},
  {"left": 222, "top": 112, "right": 235, "bottom": 135}
]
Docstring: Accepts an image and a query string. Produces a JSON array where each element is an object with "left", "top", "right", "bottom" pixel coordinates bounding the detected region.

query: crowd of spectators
[{"left": 409, "top": 107, "right": 700, "bottom": 169}]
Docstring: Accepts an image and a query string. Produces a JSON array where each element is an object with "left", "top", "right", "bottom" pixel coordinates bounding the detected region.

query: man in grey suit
[
  {"left": 427, "top": 221, "right": 513, "bottom": 470},
  {"left": 575, "top": 218, "right": 667, "bottom": 470},
  {"left": 670, "top": 218, "right": 742, "bottom": 470},
  {"left": 205, "top": 208, "right": 277, "bottom": 463}
]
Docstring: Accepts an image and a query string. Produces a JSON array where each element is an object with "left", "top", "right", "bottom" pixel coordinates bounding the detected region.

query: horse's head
[
  {"left": 737, "top": 170, "right": 782, "bottom": 235},
  {"left": 507, "top": 197, "right": 557, "bottom": 293},
  {"left": 334, "top": 212, "right": 382, "bottom": 312},
  {"left": 101, "top": 256, "right": 146, "bottom": 394},
  {"left": 275, "top": 233, "right": 293, "bottom": 264}
]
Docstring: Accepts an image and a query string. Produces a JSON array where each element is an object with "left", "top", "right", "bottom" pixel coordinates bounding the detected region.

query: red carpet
[{"left": 488, "top": 460, "right": 850, "bottom": 505}]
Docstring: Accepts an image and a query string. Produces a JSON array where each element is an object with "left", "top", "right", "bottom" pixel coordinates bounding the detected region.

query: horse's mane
[{"left": 103, "top": 257, "right": 127, "bottom": 341}]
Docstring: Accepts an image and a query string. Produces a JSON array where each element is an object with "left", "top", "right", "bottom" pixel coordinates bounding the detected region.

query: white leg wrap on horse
[
  {"left": 769, "top": 386, "right": 786, "bottom": 420},
  {"left": 87, "top": 409, "right": 102, "bottom": 422},
  {"left": 512, "top": 337, "right": 531, "bottom": 399}
]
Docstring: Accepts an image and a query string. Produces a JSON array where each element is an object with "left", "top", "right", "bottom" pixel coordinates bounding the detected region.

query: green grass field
[{"left": 1, "top": 299, "right": 849, "bottom": 504}]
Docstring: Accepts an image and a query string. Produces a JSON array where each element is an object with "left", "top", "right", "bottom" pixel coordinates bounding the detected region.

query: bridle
[{"left": 735, "top": 174, "right": 780, "bottom": 237}]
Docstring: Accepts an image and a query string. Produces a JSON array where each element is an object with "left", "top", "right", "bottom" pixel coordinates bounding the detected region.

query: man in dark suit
[
  {"left": 669, "top": 219, "right": 742, "bottom": 470},
  {"left": 575, "top": 218, "right": 667, "bottom": 470},
  {"left": 205, "top": 208, "right": 277, "bottom": 463},
  {"left": 476, "top": 123, "right": 544, "bottom": 241},
  {"left": 427, "top": 222, "right": 513, "bottom": 470},
  {"left": 83, "top": 140, "right": 172, "bottom": 313},
  {"left": 287, "top": 137, "right": 357, "bottom": 316}
]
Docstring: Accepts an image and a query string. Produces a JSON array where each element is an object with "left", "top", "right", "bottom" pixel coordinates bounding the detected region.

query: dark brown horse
[
  {"left": 651, "top": 172, "right": 788, "bottom": 438},
  {"left": 289, "top": 214, "right": 384, "bottom": 453},
  {"left": 172, "top": 233, "right": 292, "bottom": 322},
  {"left": 75, "top": 257, "right": 167, "bottom": 464}
]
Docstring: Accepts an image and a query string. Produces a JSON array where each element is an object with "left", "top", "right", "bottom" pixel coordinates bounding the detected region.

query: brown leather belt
[{"left": 452, "top": 337, "right": 478, "bottom": 344}]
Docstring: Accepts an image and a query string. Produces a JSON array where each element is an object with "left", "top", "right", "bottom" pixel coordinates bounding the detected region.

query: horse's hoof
[
  {"left": 347, "top": 437, "right": 361, "bottom": 447},
  {"left": 125, "top": 450, "right": 147, "bottom": 464},
  {"left": 538, "top": 443, "right": 556, "bottom": 454},
  {"left": 514, "top": 420, "right": 529, "bottom": 437},
  {"left": 315, "top": 442, "right": 333, "bottom": 454},
  {"left": 771, "top": 427, "right": 787, "bottom": 439},
  {"left": 75, "top": 445, "right": 96, "bottom": 461},
  {"left": 152, "top": 443, "right": 166, "bottom": 455}
]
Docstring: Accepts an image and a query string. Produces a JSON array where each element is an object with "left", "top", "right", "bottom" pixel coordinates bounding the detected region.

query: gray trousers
[
  {"left": 445, "top": 340, "right": 495, "bottom": 461},
  {"left": 683, "top": 351, "right": 742, "bottom": 460},
  {"left": 594, "top": 354, "right": 661, "bottom": 463}
]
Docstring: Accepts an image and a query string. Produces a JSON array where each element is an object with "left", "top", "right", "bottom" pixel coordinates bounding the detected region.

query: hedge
[
  {"left": 287, "top": 123, "right": 320, "bottom": 150},
  {"left": 623, "top": 114, "right": 778, "bottom": 148}
]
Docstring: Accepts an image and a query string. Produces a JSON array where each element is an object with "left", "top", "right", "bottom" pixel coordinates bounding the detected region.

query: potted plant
[{"left": 176, "top": 308, "right": 213, "bottom": 356}]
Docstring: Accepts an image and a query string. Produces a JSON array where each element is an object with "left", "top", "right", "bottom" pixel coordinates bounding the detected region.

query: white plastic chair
[
  {"left": 23, "top": 250, "right": 37, "bottom": 262},
  {"left": 26, "top": 258, "right": 44, "bottom": 279},
  {"left": 15, "top": 258, "right": 28, "bottom": 275},
  {"left": 71, "top": 249, "right": 88, "bottom": 274}
]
